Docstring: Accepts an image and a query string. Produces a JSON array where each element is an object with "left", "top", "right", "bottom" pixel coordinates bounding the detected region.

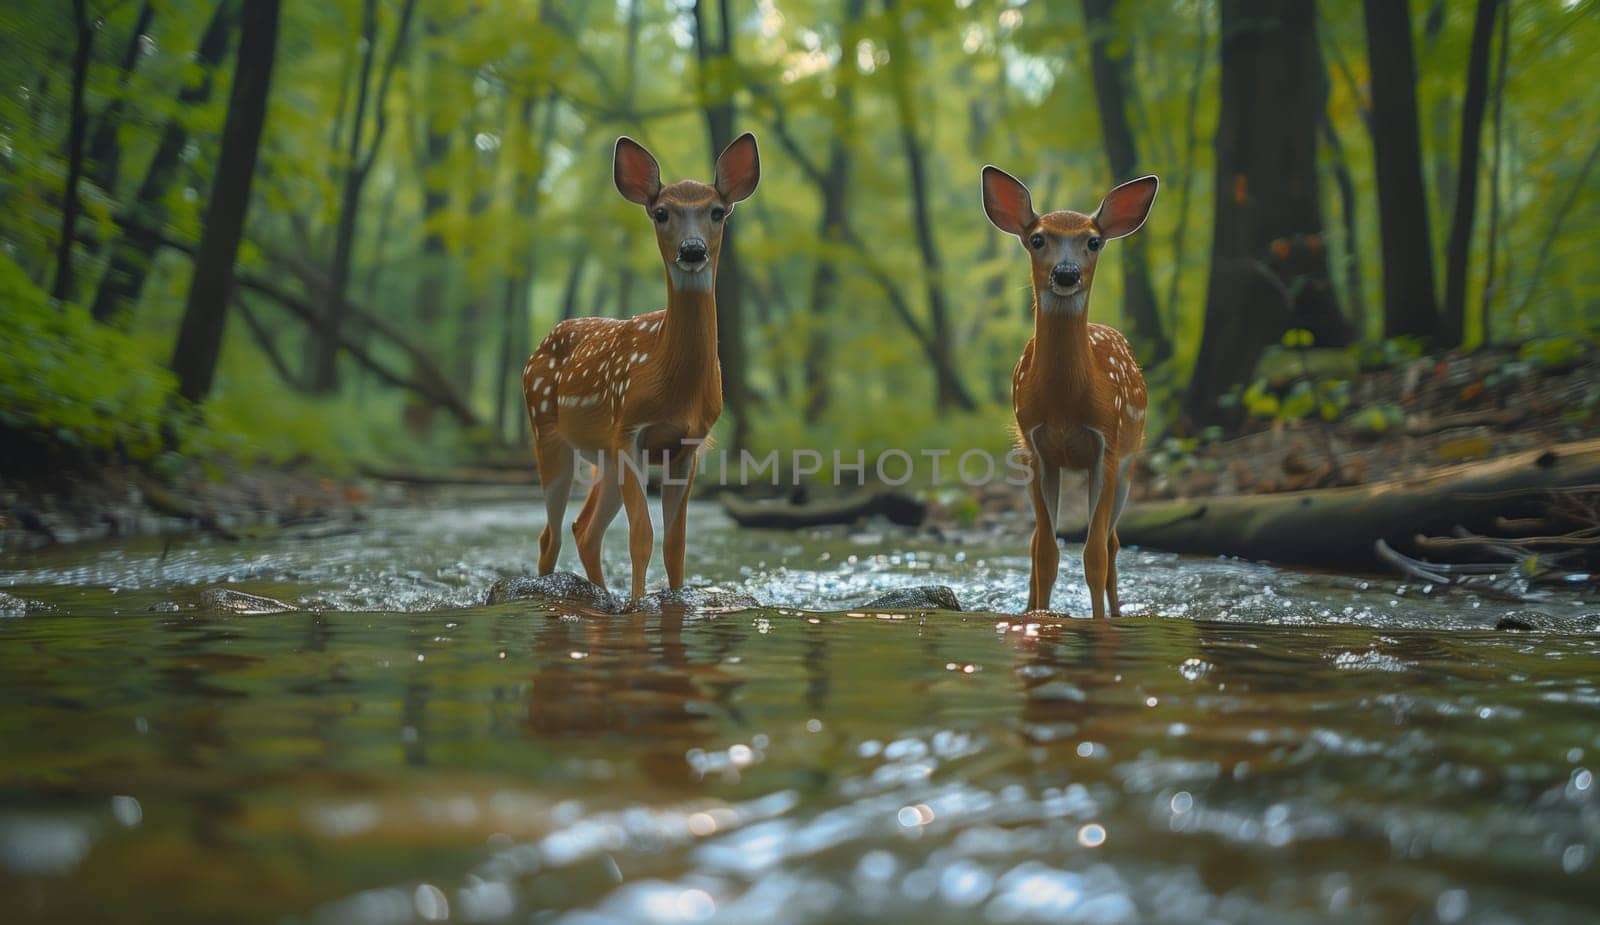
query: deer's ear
[
  {"left": 714, "top": 132, "right": 760, "bottom": 203},
  {"left": 981, "top": 166, "right": 1037, "bottom": 237},
  {"left": 614, "top": 136, "right": 662, "bottom": 205},
  {"left": 1095, "top": 175, "right": 1158, "bottom": 239}
]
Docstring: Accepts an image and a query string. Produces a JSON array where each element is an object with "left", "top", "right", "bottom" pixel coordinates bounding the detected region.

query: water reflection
[{"left": 1, "top": 497, "right": 1598, "bottom": 923}]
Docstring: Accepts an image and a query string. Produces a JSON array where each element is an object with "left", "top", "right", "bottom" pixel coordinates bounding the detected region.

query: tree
[
  {"left": 691, "top": 0, "right": 753, "bottom": 450},
  {"left": 883, "top": 0, "right": 976, "bottom": 413},
  {"left": 1362, "top": 0, "right": 1440, "bottom": 339},
  {"left": 90, "top": 1, "right": 238, "bottom": 324},
  {"left": 50, "top": 0, "right": 92, "bottom": 302},
  {"left": 1081, "top": 0, "right": 1171, "bottom": 365},
  {"left": 1441, "top": 0, "right": 1502, "bottom": 347},
  {"left": 170, "top": 0, "right": 281, "bottom": 403},
  {"left": 309, "top": 0, "right": 417, "bottom": 394},
  {"left": 801, "top": 0, "right": 865, "bottom": 424},
  {"left": 85, "top": 1, "right": 155, "bottom": 194},
  {"left": 1185, "top": 0, "right": 1350, "bottom": 425}
]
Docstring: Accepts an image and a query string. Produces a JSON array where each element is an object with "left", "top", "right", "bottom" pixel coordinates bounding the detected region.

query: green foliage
[
  {"left": 1517, "top": 335, "right": 1587, "bottom": 372},
  {"left": 1, "top": 0, "right": 1594, "bottom": 476},
  {"left": 0, "top": 255, "right": 175, "bottom": 460},
  {"left": 1350, "top": 403, "right": 1406, "bottom": 437}
]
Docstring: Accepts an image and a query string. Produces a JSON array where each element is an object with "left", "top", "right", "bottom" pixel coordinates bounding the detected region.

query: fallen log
[
  {"left": 1062, "top": 439, "right": 1600, "bottom": 572},
  {"left": 359, "top": 464, "right": 534, "bottom": 486},
  {"left": 721, "top": 489, "right": 926, "bottom": 529}
]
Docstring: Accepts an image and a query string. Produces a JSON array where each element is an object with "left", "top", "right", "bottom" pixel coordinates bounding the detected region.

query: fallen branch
[{"left": 110, "top": 216, "right": 480, "bottom": 427}]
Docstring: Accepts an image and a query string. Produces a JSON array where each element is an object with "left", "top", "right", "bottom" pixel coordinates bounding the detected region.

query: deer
[
  {"left": 522, "top": 133, "right": 759, "bottom": 602},
  {"left": 981, "top": 166, "right": 1157, "bottom": 617}
]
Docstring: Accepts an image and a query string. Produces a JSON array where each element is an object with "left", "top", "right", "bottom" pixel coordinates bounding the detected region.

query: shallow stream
[{"left": 2, "top": 490, "right": 1597, "bottom": 923}]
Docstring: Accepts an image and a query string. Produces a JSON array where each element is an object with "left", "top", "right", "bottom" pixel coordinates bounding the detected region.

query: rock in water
[
  {"left": 486, "top": 572, "right": 618, "bottom": 612},
  {"left": 861, "top": 586, "right": 962, "bottom": 611},
  {"left": 1494, "top": 613, "right": 1597, "bottom": 633},
  {"left": 0, "top": 591, "right": 55, "bottom": 614},
  {"left": 198, "top": 588, "right": 297, "bottom": 615},
  {"left": 629, "top": 588, "right": 760, "bottom": 614}
]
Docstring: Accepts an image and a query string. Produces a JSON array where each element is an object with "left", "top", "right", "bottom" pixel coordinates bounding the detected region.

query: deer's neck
[
  {"left": 1031, "top": 288, "right": 1095, "bottom": 403},
  {"left": 659, "top": 278, "right": 720, "bottom": 392}
]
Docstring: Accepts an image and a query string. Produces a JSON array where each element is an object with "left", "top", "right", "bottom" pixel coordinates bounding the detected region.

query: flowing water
[{"left": 2, "top": 490, "right": 1597, "bottom": 924}]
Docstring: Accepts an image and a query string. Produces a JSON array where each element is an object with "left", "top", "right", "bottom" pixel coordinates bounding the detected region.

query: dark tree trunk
[
  {"left": 311, "top": 0, "right": 378, "bottom": 393},
  {"left": 403, "top": 16, "right": 454, "bottom": 435},
  {"left": 1361, "top": 0, "right": 1440, "bottom": 339},
  {"left": 802, "top": 0, "right": 865, "bottom": 425},
  {"left": 884, "top": 0, "right": 975, "bottom": 413},
  {"left": 86, "top": 1, "right": 155, "bottom": 194},
  {"left": 1185, "top": 0, "right": 1349, "bottom": 426},
  {"left": 1081, "top": 0, "right": 1171, "bottom": 366},
  {"left": 558, "top": 252, "right": 586, "bottom": 321},
  {"left": 51, "top": 0, "right": 93, "bottom": 303},
  {"left": 1321, "top": 110, "right": 1368, "bottom": 338},
  {"left": 692, "top": 0, "right": 752, "bottom": 451},
  {"left": 1479, "top": 0, "right": 1511, "bottom": 345},
  {"left": 1163, "top": 16, "right": 1209, "bottom": 336},
  {"left": 1440, "top": 0, "right": 1502, "bottom": 347},
  {"left": 310, "top": 0, "right": 416, "bottom": 393},
  {"left": 170, "top": 0, "right": 281, "bottom": 404},
  {"left": 90, "top": 0, "right": 237, "bottom": 324}
]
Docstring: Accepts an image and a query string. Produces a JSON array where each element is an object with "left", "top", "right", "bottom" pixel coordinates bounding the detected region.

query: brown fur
[
  {"left": 984, "top": 168, "right": 1156, "bottom": 616},
  {"left": 523, "top": 136, "right": 757, "bottom": 600}
]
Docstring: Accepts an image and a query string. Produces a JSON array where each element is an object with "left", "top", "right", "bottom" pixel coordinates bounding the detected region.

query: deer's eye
[
  {"left": 1029, "top": 233, "right": 1045, "bottom": 250},
  {"left": 652, "top": 207, "right": 668, "bottom": 223},
  {"left": 1086, "top": 236, "right": 1103, "bottom": 252},
  {"left": 710, "top": 206, "right": 726, "bottom": 222}
]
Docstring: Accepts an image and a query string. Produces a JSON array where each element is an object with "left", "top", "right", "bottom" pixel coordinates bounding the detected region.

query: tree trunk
[
  {"left": 310, "top": 0, "right": 378, "bottom": 393},
  {"left": 692, "top": 0, "right": 752, "bottom": 451},
  {"left": 1081, "top": 0, "right": 1171, "bottom": 366},
  {"left": 170, "top": 0, "right": 281, "bottom": 404},
  {"left": 558, "top": 252, "right": 587, "bottom": 321},
  {"left": 51, "top": 0, "right": 93, "bottom": 303},
  {"left": 1185, "top": 0, "right": 1348, "bottom": 426},
  {"left": 1479, "top": 0, "right": 1511, "bottom": 345},
  {"left": 884, "top": 0, "right": 975, "bottom": 413},
  {"left": 1321, "top": 111, "right": 1368, "bottom": 339},
  {"left": 1361, "top": 0, "right": 1440, "bottom": 340},
  {"left": 90, "top": 1, "right": 237, "bottom": 324},
  {"left": 1440, "top": 0, "right": 1502, "bottom": 347},
  {"left": 802, "top": 0, "right": 865, "bottom": 425},
  {"left": 403, "top": 16, "right": 454, "bottom": 435},
  {"left": 1163, "top": 16, "right": 1209, "bottom": 336},
  {"left": 310, "top": 0, "right": 416, "bottom": 393},
  {"left": 85, "top": 1, "right": 155, "bottom": 194}
]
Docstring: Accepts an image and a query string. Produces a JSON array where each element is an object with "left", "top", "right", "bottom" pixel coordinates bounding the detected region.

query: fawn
[
  {"left": 523, "top": 134, "right": 759, "bottom": 601},
  {"left": 981, "top": 166, "right": 1158, "bottom": 617}
]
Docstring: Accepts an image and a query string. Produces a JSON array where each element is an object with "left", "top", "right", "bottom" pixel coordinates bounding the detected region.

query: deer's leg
[
  {"left": 1106, "top": 469, "right": 1132, "bottom": 618},
  {"left": 573, "top": 473, "right": 623, "bottom": 589},
  {"left": 1083, "top": 450, "right": 1119, "bottom": 620},
  {"left": 534, "top": 439, "right": 574, "bottom": 575},
  {"left": 616, "top": 446, "right": 654, "bottom": 603},
  {"left": 1023, "top": 444, "right": 1060, "bottom": 612},
  {"left": 660, "top": 447, "right": 699, "bottom": 590}
]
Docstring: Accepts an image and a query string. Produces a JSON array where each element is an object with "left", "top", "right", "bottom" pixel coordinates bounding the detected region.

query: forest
[{"left": 1, "top": 0, "right": 1595, "bottom": 490}]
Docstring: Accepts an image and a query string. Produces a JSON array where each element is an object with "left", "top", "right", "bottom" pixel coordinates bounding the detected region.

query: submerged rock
[
  {"left": 861, "top": 585, "right": 962, "bottom": 611},
  {"left": 0, "top": 591, "right": 55, "bottom": 614},
  {"left": 486, "top": 572, "right": 618, "bottom": 613},
  {"left": 628, "top": 588, "right": 760, "bottom": 615},
  {"left": 198, "top": 588, "right": 298, "bottom": 615},
  {"left": 1493, "top": 613, "right": 1598, "bottom": 633}
]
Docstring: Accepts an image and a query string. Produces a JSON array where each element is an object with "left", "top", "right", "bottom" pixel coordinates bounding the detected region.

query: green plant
[{"left": 0, "top": 255, "right": 179, "bottom": 461}]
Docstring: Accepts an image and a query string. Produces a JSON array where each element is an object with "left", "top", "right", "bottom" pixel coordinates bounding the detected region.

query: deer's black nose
[
  {"left": 679, "top": 239, "right": 708, "bottom": 263},
  {"left": 1052, "top": 263, "right": 1081, "bottom": 288}
]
